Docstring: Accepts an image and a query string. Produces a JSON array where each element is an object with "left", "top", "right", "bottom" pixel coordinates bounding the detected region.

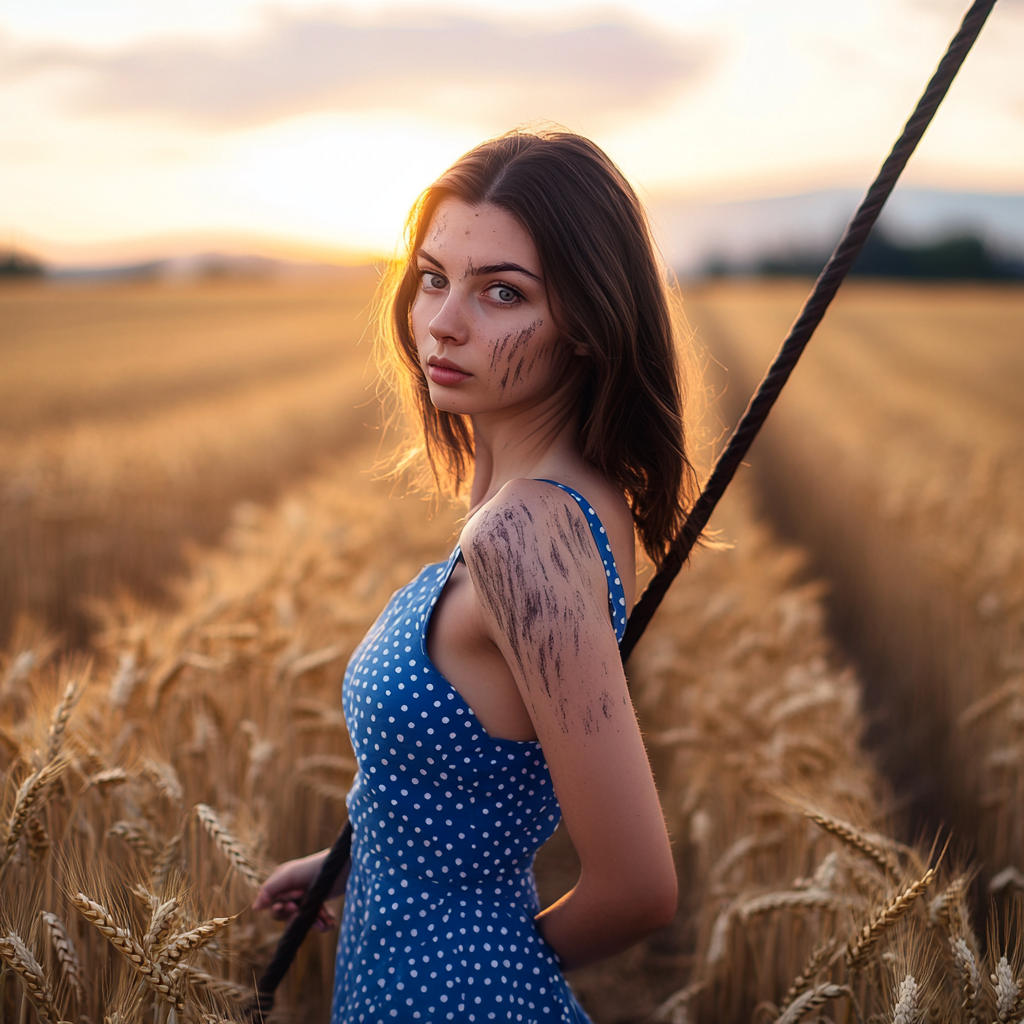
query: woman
[{"left": 255, "top": 128, "right": 697, "bottom": 1023}]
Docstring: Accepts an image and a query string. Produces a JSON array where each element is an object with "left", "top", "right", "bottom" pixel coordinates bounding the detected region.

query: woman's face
[{"left": 411, "top": 199, "right": 574, "bottom": 418}]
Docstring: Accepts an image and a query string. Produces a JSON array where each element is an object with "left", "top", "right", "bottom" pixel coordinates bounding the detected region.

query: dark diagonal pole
[{"left": 619, "top": 0, "right": 998, "bottom": 662}]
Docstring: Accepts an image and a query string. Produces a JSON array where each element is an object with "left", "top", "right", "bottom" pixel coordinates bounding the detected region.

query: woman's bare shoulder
[
  {"left": 460, "top": 479, "right": 608, "bottom": 626},
  {"left": 461, "top": 478, "right": 605, "bottom": 579}
]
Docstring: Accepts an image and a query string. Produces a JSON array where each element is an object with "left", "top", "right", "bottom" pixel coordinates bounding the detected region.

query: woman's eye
[
  {"left": 421, "top": 271, "right": 446, "bottom": 291},
  {"left": 488, "top": 284, "right": 521, "bottom": 304}
]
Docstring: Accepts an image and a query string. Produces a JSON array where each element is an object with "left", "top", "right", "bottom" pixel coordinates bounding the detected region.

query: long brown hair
[{"left": 375, "top": 127, "right": 697, "bottom": 564}]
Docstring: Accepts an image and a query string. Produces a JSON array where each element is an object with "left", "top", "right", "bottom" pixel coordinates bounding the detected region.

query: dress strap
[{"left": 534, "top": 480, "right": 628, "bottom": 643}]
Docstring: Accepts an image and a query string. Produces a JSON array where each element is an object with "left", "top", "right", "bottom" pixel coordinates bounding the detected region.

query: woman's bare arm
[{"left": 461, "top": 479, "right": 677, "bottom": 969}]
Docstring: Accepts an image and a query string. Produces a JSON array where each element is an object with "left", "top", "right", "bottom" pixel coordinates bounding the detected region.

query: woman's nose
[{"left": 429, "top": 292, "right": 469, "bottom": 346}]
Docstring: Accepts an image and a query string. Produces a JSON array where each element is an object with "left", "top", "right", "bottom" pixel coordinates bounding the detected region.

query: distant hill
[
  {"left": 649, "top": 187, "right": 1024, "bottom": 279},
  {"left": 752, "top": 231, "right": 1023, "bottom": 281}
]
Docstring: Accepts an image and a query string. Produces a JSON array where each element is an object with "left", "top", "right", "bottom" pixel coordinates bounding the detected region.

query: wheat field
[
  {"left": 1, "top": 277, "right": 1022, "bottom": 1022},
  {"left": 0, "top": 274, "right": 379, "bottom": 648},
  {"left": 688, "top": 280, "right": 1024, "bottom": 881}
]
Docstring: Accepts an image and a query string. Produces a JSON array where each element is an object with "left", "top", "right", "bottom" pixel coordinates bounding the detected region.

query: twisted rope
[{"left": 619, "top": 0, "right": 998, "bottom": 661}]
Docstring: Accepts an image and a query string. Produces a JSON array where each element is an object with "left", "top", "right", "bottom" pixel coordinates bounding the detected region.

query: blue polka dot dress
[{"left": 332, "top": 482, "right": 627, "bottom": 1023}]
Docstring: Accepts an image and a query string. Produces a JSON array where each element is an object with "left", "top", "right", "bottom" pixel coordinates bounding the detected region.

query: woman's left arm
[{"left": 461, "top": 482, "right": 678, "bottom": 970}]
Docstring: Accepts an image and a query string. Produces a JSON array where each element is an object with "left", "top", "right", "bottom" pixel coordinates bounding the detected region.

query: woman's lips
[{"left": 427, "top": 363, "right": 471, "bottom": 386}]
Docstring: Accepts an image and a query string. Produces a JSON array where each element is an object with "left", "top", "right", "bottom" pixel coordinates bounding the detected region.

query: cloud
[{"left": 2, "top": 10, "right": 711, "bottom": 130}]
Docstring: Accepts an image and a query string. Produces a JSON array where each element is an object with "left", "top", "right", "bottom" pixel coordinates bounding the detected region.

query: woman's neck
[{"left": 466, "top": 389, "right": 583, "bottom": 514}]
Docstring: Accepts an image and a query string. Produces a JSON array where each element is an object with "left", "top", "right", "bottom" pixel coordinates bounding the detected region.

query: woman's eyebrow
[
  {"left": 470, "top": 261, "right": 543, "bottom": 282},
  {"left": 416, "top": 248, "right": 444, "bottom": 269}
]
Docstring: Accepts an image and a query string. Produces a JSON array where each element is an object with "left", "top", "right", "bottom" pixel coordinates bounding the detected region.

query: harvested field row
[
  {"left": 687, "top": 280, "right": 1024, "bottom": 879},
  {"left": 0, "top": 278, "right": 379, "bottom": 647},
  {"left": 4, "top": 424, "right": 1006, "bottom": 1022}
]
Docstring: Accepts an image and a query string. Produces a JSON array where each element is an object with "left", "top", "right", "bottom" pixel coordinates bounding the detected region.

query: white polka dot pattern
[{"left": 332, "top": 483, "right": 624, "bottom": 1022}]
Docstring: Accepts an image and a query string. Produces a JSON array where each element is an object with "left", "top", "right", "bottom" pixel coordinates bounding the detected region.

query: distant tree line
[
  {"left": 704, "top": 231, "right": 1024, "bottom": 281},
  {"left": 0, "top": 250, "right": 45, "bottom": 278}
]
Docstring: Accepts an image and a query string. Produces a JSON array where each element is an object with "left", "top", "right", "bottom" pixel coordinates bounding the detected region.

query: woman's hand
[{"left": 251, "top": 849, "right": 348, "bottom": 932}]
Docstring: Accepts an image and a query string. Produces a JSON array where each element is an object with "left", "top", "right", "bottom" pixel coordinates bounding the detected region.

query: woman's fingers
[
  {"left": 262, "top": 897, "right": 338, "bottom": 930},
  {"left": 254, "top": 884, "right": 306, "bottom": 914}
]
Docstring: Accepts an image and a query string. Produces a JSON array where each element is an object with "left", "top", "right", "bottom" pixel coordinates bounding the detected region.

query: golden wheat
[
  {"left": 0, "top": 930, "right": 60, "bottom": 1024},
  {"left": 3, "top": 282, "right": 1020, "bottom": 1020},
  {"left": 72, "top": 892, "right": 186, "bottom": 1010},
  {"left": 776, "top": 938, "right": 838, "bottom": 1014},
  {"left": 40, "top": 910, "right": 84, "bottom": 1002},
  {"left": 775, "top": 982, "right": 850, "bottom": 1024},
  {"left": 689, "top": 280, "right": 1024, "bottom": 882},
  {"left": 194, "top": 805, "right": 262, "bottom": 893},
  {"left": 4, "top": 757, "right": 68, "bottom": 861},
  {"left": 845, "top": 867, "right": 938, "bottom": 969}
]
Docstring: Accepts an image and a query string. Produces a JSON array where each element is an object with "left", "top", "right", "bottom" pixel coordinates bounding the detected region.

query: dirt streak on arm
[{"left": 460, "top": 479, "right": 677, "bottom": 967}]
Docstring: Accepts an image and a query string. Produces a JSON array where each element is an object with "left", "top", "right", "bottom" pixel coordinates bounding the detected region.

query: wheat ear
[
  {"left": 107, "top": 820, "right": 158, "bottom": 862},
  {"left": 84, "top": 767, "right": 130, "bottom": 791},
  {"left": 777, "top": 938, "right": 838, "bottom": 1014},
  {"left": 41, "top": 911, "right": 84, "bottom": 1001},
  {"left": 949, "top": 935, "right": 981, "bottom": 1024},
  {"left": 845, "top": 867, "right": 937, "bottom": 969},
  {"left": 0, "top": 930, "right": 60, "bottom": 1024},
  {"left": 182, "top": 967, "right": 251, "bottom": 1000},
  {"left": 992, "top": 955, "right": 1022, "bottom": 1023},
  {"left": 144, "top": 896, "right": 183, "bottom": 957},
  {"left": 46, "top": 676, "right": 86, "bottom": 761},
  {"left": 72, "top": 893, "right": 184, "bottom": 1010},
  {"left": 891, "top": 974, "right": 922, "bottom": 1024},
  {"left": 143, "top": 758, "right": 184, "bottom": 805},
  {"left": 739, "top": 889, "right": 849, "bottom": 920},
  {"left": 805, "top": 810, "right": 900, "bottom": 877},
  {"left": 4, "top": 758, "right": 68, "bottom": 861},
  {"left": 195, "top": 804, "right": 262, "bottom": 891},
  {"left": 928, "top": 874, "right": 968, "bottom": 932},
  {"left": 159, "top": 913, "right": 237, "bottom": 973},
  {"left": 152, "top": 819, "right": 187, "bottom": 894},
  {"left": 775, "top": 982, "right": 851, "bottom": 1024},
  {"left": 27, "top": 815, "right": 50, "bottom": 861}
]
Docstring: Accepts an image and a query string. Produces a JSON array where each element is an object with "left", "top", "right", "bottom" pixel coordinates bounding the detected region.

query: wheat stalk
[
  {"left": 4, "top": 758, "right": 68, "bottom": 862},
  {"left": 775, "top": 982, "right": 851, "bottom": 1023},
  {"left": 195, "top": 804, "right": 262, "bottom": 891},
  {"left": 72, "top": 892, "right": 185, "bottom": 1010},
  {"left": 845, "top": 867, "right": 937, "bottom": 969},
  {"left": 144, "top": 896, "right": 183, "bottom": 957},
  {"left": 0, "top": 930, "right": 60, "bottom": 1024},
  {"left": 152, "top": 827, "right": 185, "bottom": 894},
  {"left": 739, "top": 889, "right": 849, "bottom": 920},
  {"left": 928, "top": 874, "right": 968, "bottom": 932},
  {"left": 27, "top": 814, "right": 50, "bottom": 861},
  {"left": 182, "top": 967, "right": 251, "bottom": 1000},
  {"left": 143, "top": 758, "right": 184, "bottom": 805},
  {"left": 46, "top": 675, "right": 86, "bottom": 762},
  {"left": 162, "top": 914, "right": 238, "bottom": 980},
  {"left": 41, "top": 911, "right": 84, "bottom": 1001},
  {"left": 84, "top": 767, "right": 130, "bottom": 791},
  {"left": 805, "top": 810, "right": 901, "bottom": 877},
  {"left": 107, "top": 819, "right": 159, "bottom": 862},
  {"left": 108, "top": 650, "right": 139, "bottom": 711},
  {"left": 777, "top": 938, "right": 838, "bottom": 1014}
]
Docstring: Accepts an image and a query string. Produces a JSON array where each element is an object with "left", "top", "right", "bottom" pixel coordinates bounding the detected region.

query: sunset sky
[{"left": 2, "top": 0, "right": 1022, "bottom": 265}]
